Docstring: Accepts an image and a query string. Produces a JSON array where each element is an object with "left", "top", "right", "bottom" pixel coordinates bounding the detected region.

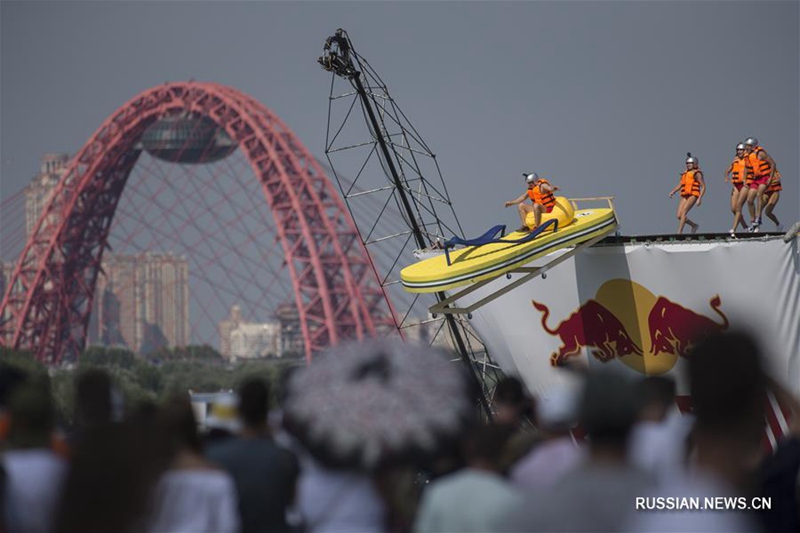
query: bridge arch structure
[{"left": 0, "top": 81, "right": 396, "bottom": 363}]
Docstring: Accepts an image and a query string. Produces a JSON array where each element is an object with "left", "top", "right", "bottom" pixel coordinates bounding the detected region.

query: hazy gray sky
[{"left": 1, "top": 1, "right": 797, "bottom": 236}]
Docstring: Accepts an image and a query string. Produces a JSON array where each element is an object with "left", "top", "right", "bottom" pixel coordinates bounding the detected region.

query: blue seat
[
  {"left": 444, "top": 224, "right": 506, "bottom": 248},
  {"left": 444, "top": 219, "right": 558, "bottom": 266}
]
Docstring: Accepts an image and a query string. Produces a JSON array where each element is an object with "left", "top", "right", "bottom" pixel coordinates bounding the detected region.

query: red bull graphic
[
  {"left": 648, "top": 295, "right": 729, "bottom": 358},
  {"left": 533, "top": 280, "right": 729, "bottom": 373},
  {"left": 533, "top": 299, "right": 643, "bottom": 367}
]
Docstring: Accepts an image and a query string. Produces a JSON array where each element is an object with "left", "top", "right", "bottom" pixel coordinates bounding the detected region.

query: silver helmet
[
  {"left": 736, "top": 142, "right": 746, "bottom": 151},
  {"left": 524, "top": 172, "right": 539, "bottom": 184},
  {"left": 744, "top": 137, "right": 758, "bottom": 147},
  {"left": 685, "top": 152, "right": 698, "bottom": 165}
]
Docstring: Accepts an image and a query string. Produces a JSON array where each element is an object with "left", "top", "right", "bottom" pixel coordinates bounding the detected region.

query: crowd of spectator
[{"left": 0, "top": 331, "right": 798, "bottom": 532}]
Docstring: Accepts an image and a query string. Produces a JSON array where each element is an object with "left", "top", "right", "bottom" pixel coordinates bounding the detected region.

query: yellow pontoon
[{"left": 400, "top": 197, "right": 617, "bottom": 294}]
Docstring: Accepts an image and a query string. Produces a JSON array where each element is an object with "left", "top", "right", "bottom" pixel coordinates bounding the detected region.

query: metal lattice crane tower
[{"left": 318, "top": 29, "right": 502, "bottom": 417}]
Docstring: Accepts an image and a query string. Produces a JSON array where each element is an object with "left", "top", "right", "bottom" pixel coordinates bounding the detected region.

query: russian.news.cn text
[{"left": 636, "top": 497, "right": 771, "bottom": 511}]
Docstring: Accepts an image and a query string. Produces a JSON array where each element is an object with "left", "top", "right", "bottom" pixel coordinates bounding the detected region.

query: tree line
[{"left": 0, "top": 345, "right": 301, "bottom": 426}]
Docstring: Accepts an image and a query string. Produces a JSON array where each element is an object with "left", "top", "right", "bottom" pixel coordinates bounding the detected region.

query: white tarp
[{"left": 465, "top": 235, "right": 800, "bottom": 397}]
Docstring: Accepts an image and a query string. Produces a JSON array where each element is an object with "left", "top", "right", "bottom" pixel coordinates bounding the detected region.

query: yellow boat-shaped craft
[{"left": 400, "top": 197, "right": 617, "bottom": 293}]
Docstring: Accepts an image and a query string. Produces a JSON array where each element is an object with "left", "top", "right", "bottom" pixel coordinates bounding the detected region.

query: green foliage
[
  {"left": 81, "top": 345, "right": 138, "bottom": 370},
  {"left": 150, "top": 344, "right": 223, "bottom": 362},
  {"left": 0, "top": 346, "right": 47, "bottom": 379},
  {"left": 1, "top": 345, "right": 302, "bottom": 426}
]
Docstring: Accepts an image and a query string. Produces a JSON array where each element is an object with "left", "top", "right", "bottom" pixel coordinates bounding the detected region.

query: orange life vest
[
  {"left": 730, "top": 157, "right": 749, "bottom": 184},
  {"left": 748, "top": 146, "right": 772, "bottom": 179},
  {"left": 680, "top": 170, "right": 701, "bottom": 197},
  {"left": 766, "top": 170, "right": 782, "bottom": 193},
  {"left": 527, "top": 179, "right": 556, "bottom": 209}
]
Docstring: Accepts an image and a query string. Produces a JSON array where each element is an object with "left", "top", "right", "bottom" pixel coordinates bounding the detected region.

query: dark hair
[
  {"left": 56, "top": 420, "right": 162, "bottom": 533},
  {"left": 238, "top": 377, "right": 270, "bottom": 427},
  {"left": 494, "top": 377, "right": 527, "bottom": 406},
  {"left": 158, "top": 394, "right": 202, "bottom": 455},
  {"left": 580, "top": 371, "right": 638, "bottom": 448},
  {"left": 638, "top": 376, "right": 676, "bottom": 410},
  {"left": 0, "top": 364, "right": 27, "bottom": 409},
  {"left": 75, "top": 369, "right": 113, "bottom": 427},
  {"left": 689, "top": 331, "right": 765, "bottom": 441},
  {"left": 7, "top": 382, "right": 54, "bottom": 449},
  {"left": 464, "top": 423, "right": 516, "bottom": 464}
]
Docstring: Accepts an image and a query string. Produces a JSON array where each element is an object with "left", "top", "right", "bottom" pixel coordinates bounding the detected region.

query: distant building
[
  {"left": 0, "top": 262, "right": 14, "bottom": 344},
  {"left": 24, "top": 153, "right": 69, "bottom": 239},
  {"left": 219, "top": 305, "right": 282, "bottom": 360},
  {"left": 230, "top": 322, "right": 281, "bottom": 359},
  {"left": 276, "top": 303, "right": 303, "bottom": 356},
  {"left": 0, "top": 262, "right": 14, "bottom": 297},
  {"left": 89, "top": 252, "right": 190, "bottom": 353},
  {"left": 15, "top": 153, "right": 191, "bottom": 355},
  {"left": 218, "top": 305, "right": 243, "bottom": 359}
]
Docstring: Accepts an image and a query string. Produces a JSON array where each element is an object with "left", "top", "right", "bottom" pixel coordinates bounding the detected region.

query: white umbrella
[{"left": 283, "top": 338, "right": 474, "bottom": 471}]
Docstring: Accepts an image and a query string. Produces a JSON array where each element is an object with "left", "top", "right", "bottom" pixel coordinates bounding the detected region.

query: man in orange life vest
[
  {"left": 724, "top": 142, "right": 751, "bottom": 236},
  {"left": 669, "top": 153, "right": 705, "bottom": 234},
  {"left": 743, "top": 137, "right": 777, "bottom": 232},
  {"left": 504, "top": 172, "right": 559, "bottom": 232}
]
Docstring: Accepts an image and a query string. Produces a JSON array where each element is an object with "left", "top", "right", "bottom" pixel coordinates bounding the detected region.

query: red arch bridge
[{"left": 0, "top": 81, "right": 399, "bottom": 364}]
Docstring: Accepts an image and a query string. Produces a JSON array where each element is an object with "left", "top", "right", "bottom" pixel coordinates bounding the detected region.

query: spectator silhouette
[
  {"left": 147, "top": 394, "right": 238, "bottom": 532},
  {"left": 493, "top": 376, "right": 531, "bottom": 426},
  {"left": 629, "top": 376, "right": 693, "bottom": 481},
  {"left": 207, "top": 377, "right": 299, "bottom": 533},
  {"left": 0, "top": 364, "right": 27, "bottom": 447},
  {"left": 55, "top": 403, "right": 162, "bottom": 533},
  {"left": 625, "top": 331, "right": 765, "bottom": 532},
  {"left": 415, "top": 423, "right": 521, "bottom": 532},
  {"left": 504, "top": 370, "right": 653, "bottom": 531},
  {"left": 3, "top": 382, "right": 66, "bottom": 533},
  {"left": 510, "top": 382, "right": 584, "bottom": 490}
]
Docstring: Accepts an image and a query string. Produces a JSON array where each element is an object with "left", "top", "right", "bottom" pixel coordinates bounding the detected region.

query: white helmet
[
  {"left": 744, "top": 137, "right": 758, "bottom": 147},
  {"left": 685, "top": 152, "right": 698, "bottom": 165},
  {"left": 736, "top": 142, "right": 746, "bottom": 151},
  {"left": 523, "top": 172, "right": 539, "bottom": 184}
]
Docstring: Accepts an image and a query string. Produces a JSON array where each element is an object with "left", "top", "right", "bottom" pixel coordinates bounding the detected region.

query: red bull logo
[
  {"left": 648, "top": 295, "right": 729, "bottom": 358},
  {"left": 533, "top": 279, "right": 729, "bottom": 374}
]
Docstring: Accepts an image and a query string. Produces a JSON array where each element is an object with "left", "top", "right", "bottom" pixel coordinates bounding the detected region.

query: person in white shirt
[
  {"left": 415, "top": 424, "right": 522, "bottom": 532},
  {"left": 629, "top": 376, "right": 694, "bottom": 482},
  {"left": 510, "top": 383, "right": 585, "bottom": 490},
  {"left": 147, "top": 395, "right": 239, "bottom": 533},
  {"left": 625, "top": 332, "right": 765, "bottom": 532},
  {"left": 3, "top": 383, "right": 66, "bottom": 533}
]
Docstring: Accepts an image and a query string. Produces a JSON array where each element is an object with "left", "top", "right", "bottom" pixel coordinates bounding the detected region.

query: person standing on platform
[
  {"left": 724, "top": 142, "right": 751, "bottom": 236},
  {"left": 762, "top": 168, "right": 783, "bottom": 231},
  {"left": 669, "top": 153, "right": 705, "bottom": 234},
  {"left": 743, "top": 137, "right": 777, "bottom": 232}
]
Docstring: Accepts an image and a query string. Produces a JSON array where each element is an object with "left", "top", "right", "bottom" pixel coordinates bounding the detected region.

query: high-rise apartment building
[
  {"left": 18, "top": 153, "right": 191, "bottom": 355},
  {"left": 24, "top": 153, "right": 69, "bottom": 239},
  {"left": 90, "top": 252, "right": 189, "bottom": 353},
  {"left": 0, "top": 262, "right": 14, "bottom": 344}
]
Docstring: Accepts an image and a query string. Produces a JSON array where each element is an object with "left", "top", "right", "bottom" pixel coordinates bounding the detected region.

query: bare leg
[
  {"left": 755, "top": 183, "right": 768, "bottom": 222},
  {"left": 737, "top": 187, "right": 750, "bottom": 229},
  {"left": 746, "top": 188, "right": 757, "bottom": 226},
  {"left": 764, "top": 192, "right": 781, "bottom": 227},
  {"left": 517, "top": 203, "right": 534, "bottom": 229},
  {"left": 533, "top": 203, "right": 544, "bottom": 229},
  {"left": 678, "top": 196, "right": 698, "bottom": 234},
  {"left": 731, "top": 187, "right": 749, "bottom": 232}
]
